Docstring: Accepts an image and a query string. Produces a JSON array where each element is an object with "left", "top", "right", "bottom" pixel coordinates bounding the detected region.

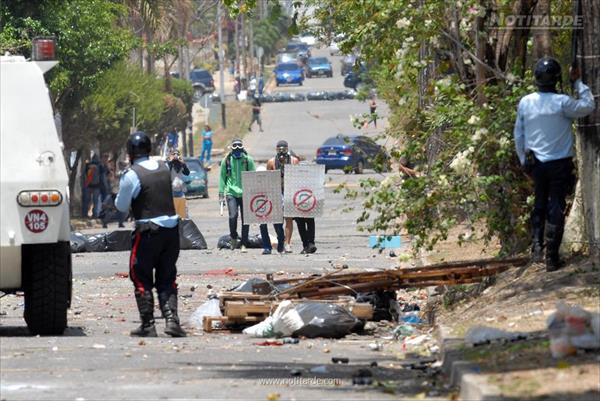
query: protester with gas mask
[
  {"left": 218, "top": 138, "right": 256, "bottom": 251},
  {"left": 513, "top": 57, "right": 594, "bottom": 271},
  {"left": 267, "top": 140, "right": 299, "bottom": 253}
]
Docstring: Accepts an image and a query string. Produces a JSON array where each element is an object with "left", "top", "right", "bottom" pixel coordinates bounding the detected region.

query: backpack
[{"left": 85, "top": 163, "right": 101, "bottom": 187}]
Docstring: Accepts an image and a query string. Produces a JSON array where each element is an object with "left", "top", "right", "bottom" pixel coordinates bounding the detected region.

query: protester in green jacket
[{"left": 219, "top": 138, "right": 256, "bottom": 250}]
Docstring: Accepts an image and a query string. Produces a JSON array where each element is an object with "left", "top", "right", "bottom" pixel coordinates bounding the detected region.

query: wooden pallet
[{"left": 223, "top": 299, "right": 373, "bottom": 320}]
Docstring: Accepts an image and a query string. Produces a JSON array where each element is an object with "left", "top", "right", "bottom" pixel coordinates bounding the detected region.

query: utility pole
[
  {"left": 249, "top": 18, "right": 255, "bottom": 76},
  {"left": 217, "top": 0, "right": 226, "bottom": 128}
]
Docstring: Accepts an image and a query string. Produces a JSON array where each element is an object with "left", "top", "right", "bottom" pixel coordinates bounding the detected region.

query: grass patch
[{"left": 193, "top": 100, "right": 251, "bottom": 155}]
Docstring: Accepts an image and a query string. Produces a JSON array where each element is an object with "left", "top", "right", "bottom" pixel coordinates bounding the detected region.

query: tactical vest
[{"left": 130, "top": 161, "right": 176, "bottom": 220}]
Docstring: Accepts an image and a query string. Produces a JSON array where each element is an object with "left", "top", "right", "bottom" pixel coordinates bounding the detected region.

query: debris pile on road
[
  {"left": 199, "top": 257, "right": 528, "bottom": 335},
  {"left": 258, "top": 89, "right": 356, "bottom": 103},
  {"left": 70, "top": 219, "right": 207, "bottom": 253},
  {"left": 547, "top": 301, "right": 600, "bottom": 358}
]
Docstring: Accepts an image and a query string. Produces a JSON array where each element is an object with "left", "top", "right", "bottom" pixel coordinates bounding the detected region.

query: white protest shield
[
  {"left": 242, "top": 171, "right": 283, "bottom": 224},
  {"left": 283, "top": 164, "right": 325, "bottom": 218}
]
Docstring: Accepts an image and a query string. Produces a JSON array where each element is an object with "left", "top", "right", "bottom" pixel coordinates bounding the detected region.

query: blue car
[
  {"left": 274, "top": 63, "right": 304, "bottom": 86},
  {"left": 306, "top": 57, "right": 333, "bottom": 78},
  {"left": 183, "top": 158, "right": 209, "bottom": 198},
  {"left": 316, "top": 135, "right": 389, "bottom": 174}
]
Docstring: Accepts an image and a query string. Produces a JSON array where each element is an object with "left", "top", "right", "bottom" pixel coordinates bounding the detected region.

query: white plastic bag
[
  {"left": 243, "top": 316, "right": 275, "bottom": 338},
  {"left": 272, "top": 301, "right": 304, "bottom": 337},
  {"left": 188, "top": 297, "right": 221, "bottom": 330}
]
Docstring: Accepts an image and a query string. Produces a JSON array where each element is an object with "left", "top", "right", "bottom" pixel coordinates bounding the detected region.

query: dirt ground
[{"left": 428, "top": 226, "right": 600, "bottom": 400}]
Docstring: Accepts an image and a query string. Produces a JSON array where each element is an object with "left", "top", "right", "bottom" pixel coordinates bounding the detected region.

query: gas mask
[
  {"left": 231, "top": 143, "right": 244, "bottom": 158},
  {"left": 277, "top": 147, "right": 288, "bottom": 163}
]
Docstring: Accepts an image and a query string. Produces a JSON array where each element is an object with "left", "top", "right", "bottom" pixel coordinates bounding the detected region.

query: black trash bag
[
  {"left": 179, "top": 219, "right": 207, "bottom": 250},
  {"left": 306, "top": 91, "right": 327, "bottom": 101},
  {"left": 355, "top": 290, "right": 399, "bottom": 321},
  {"left": 230, "top": 278, "right": 292, "bottom": 294},
  {"left": 289, "top": 92, "right": 306, "bottom": 102},
  {"left": 217, "top": 233, "right": 262, "bottom": 249},
  {"left": 329, "top": 91, "right": 346, "bottom": 100},
  {"left": 84, "top": 233, "right": 108, "bottom": 252},
  {"left": 343, "top": 89, "right": 357, "bottom": 99},
  {"left": 105, "top": 230, "right": 132, "bottom": 252},
  {"left": 246, "top": 234, "right": 263, "bottom": 248},
  {"left": 217, "top": 234, "right": 235, "bottom": 249},
  {"left": 292, "top": 303, "right": 362, "bottom": 338},
  {"left": 70, "top": 232, "right": 87, "bottom": 253}
]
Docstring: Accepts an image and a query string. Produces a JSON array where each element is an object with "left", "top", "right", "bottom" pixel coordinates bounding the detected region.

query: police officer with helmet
[
  {"left": 115, "top": 132, "right": 186, "bottom": 337},
  {"left": 514, "top": 57, "right": 594, "bottom": 271}
]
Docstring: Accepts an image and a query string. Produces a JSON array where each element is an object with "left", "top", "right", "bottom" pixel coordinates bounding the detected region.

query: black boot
[
  {"left": 131, "top": 290, "right": 157, "bottom": 337},
  {"left": 159, "top": 291, "right": 187, "bottom": 337},
  {"left": 531, "top": 225, "right": 544, "bottom": 263},
  {"left": 545, "top": 223, "right": 565, "bottom": 272}
]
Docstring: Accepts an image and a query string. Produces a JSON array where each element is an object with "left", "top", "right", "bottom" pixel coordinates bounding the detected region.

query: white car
[
  {"left": 298, "top": 33, "right": 317, "bottom": 47},
  {"left": 1, "top": 38, "right": 72, "bottom": 335}
]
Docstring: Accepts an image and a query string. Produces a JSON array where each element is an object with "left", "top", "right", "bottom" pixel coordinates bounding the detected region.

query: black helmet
[
  {"left": 126, "top": 131, "right": 152, "bottom": 160},
  {"left": 534, "top": 57, "right": 561, "bottom": 88}
]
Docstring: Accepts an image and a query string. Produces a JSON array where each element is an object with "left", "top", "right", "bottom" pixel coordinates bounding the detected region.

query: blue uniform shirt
[
  {"left": 513, "top": 80, "right": 595, "bottom": 165},
  {"left": 115, "top": 157, "right": 179, "bottom": 228}
]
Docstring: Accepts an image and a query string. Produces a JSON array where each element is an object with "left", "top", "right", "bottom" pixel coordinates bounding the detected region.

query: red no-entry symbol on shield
[
  {"left": 250, "top": 194, "right": 273, "bottom": 219},
  {"left": 293, "top": 189, "right": 317, "bottom": 213}
]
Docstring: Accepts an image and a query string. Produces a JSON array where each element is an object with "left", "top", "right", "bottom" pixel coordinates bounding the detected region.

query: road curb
[{"left": 437, "top": 324, "right": 504, "bottom": 401}]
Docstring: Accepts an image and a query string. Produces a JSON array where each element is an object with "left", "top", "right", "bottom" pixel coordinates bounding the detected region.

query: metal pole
[{"left": 217, "top": 0, "right": 226, "bottom": 128}]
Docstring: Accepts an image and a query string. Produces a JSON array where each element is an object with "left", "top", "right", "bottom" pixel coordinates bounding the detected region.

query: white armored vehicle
[{"left": 0, "top": 38, "right": 72, "bottom": 334}]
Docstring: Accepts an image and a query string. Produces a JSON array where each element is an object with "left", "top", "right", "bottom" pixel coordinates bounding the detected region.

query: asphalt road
[
  {"left": 0, "top": 47, "right": 442, "bottom": 401},
  {"left": 245, "top": 47, "right": 389, "bottom": 162}
]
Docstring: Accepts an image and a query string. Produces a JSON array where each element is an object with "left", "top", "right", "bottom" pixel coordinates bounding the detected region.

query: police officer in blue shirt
[
  {"left": 514, "top": 58, "right": 595, "bottom": 271},
  {"left": 116, "top": 132, "right": 186, "bottom": 337}
]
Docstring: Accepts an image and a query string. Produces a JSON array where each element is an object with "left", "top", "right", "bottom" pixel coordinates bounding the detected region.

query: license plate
[
  {"left": 328, "top": 151, "right": 337, "bottom": 156},
  {"left": 287, "top": 77, "right": 293, "bottom": 82}
]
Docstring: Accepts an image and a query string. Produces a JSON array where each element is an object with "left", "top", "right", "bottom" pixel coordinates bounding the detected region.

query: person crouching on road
[
  {"left": 219, "top": 138, "right": 256, "bottom": 251},
  {"left": 267, "top": 140, "right": 299, "bottom": 253},
  {"left": 115, "top": 132, "right": 186, "bottom": 338},
  {"left": 513, "top": 58, "right": 595, "bottom": 272}
]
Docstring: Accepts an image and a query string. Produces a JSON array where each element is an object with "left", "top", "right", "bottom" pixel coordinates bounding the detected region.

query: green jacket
[{"left": 218, "top": 152, "right": 256, "bottom": 198}]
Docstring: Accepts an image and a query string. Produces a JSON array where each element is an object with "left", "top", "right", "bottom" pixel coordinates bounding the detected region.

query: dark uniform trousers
[
  {"left": 130, "top": 226, "right": 180, "bottom": 296},
  {"left": 530, "top": 157, "right": 575, "bottom": 252}
]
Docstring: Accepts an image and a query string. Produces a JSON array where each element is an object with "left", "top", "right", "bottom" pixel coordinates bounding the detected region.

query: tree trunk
[
  {"left": 577, "top": 0, "right": 600, "bottom": 260},
  {"left": 474, "top": 15, "right": 488, "bottom": 105},
  {"left": 532, "top": 0, "right": 552, "bottom": 58}
]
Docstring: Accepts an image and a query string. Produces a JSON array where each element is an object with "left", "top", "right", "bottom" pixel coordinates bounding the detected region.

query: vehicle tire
[
  {"left": 354, "top": 160, "right": 364, "bottom": 174},
  {"left": 299, "top": 81, "right": 303, "bottom": 86},
  {"left": 276, "top": 82, "right": 280, "bottom": 87},
  {"left": 324, "top": 167, "right": 329, "bottom": 174},
  {"left": 22, "top": 241, "right": 71, "bottom": 335}
]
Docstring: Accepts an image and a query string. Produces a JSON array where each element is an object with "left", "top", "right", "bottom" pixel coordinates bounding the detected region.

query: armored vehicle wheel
[{"left": 23, "top": 242, "right": 71, "bottom": 335}]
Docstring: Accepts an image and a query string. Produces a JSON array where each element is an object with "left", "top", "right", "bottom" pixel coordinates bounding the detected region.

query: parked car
[
  {"left": 276, "top": 52, "right": 299, "bottom": 64},
  {"left": 286, "top": 42, "right": 311, "bottom": 64},
  {"left": 343, "top": 65, "right": 371, "bottom": 90},
  {"left": 340, "top": 54, "right": 357, "bottom": 76},
  {"left": 183, "top": 158, "right": 208, "bottom": 198},
  {"left": 305, "top": 57, "right": 333, "bottom": 78},
  {"left": 316, "top": 135, "right": 389, "bottom": 174},
  {"left": 274, "top": 63, "right": 304, "bottom": 86},
  {"left": 189, "top": 69, "right": 215, "bottom": 93}
]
